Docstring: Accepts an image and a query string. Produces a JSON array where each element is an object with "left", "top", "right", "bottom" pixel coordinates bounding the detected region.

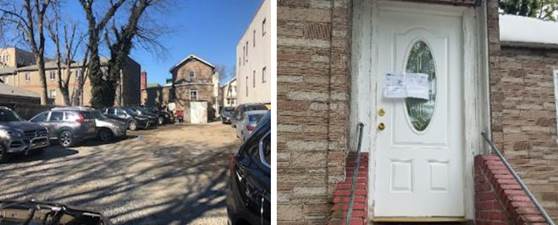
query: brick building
[
  {"left": 278, "top": 0, "right": 558, "bottom": 224},
  {"left": 0, "top": 49, "right": 141, "bottom": 106},
  {"left": 168, "top": 55, "right": 219, "bottom": 123}
]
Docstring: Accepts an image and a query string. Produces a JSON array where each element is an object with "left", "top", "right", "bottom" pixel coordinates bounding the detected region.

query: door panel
[{"left": 374, "top": 7, "right": 464, "bottom": 217}]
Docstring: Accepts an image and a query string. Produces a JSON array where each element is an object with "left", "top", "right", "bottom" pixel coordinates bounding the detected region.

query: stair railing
[
  {"left": 345, "top": 122, "right": 365, "bottom": 225},
  {"left": 481, "top": 131, "right": 555, "bottom": 225}
]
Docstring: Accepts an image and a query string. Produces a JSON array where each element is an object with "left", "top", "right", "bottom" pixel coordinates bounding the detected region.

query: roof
[
  {"left": 500, "top": 15, "right": 558, "bottom": 46},
  {"left": 0, "top": 83, "right": 40, "bottom": 98},
  {"left": 169, "top": 55, "right": 215, "bottom": 73}
]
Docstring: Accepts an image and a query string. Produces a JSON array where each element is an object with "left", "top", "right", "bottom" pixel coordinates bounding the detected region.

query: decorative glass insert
[{"left": 405, "top": 41, "right": 436, "bottom": 132}]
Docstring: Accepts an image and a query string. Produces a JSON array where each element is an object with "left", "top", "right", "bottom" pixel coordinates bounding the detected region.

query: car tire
[
  {"left": 58, "top": 130, "right": 74, "bottom": 147},
  {"left": 158, "top": 116, "right": 164, "bottom": 125},
  {"left": 98, "top": 128, "right": 114, "bottom": 142},
  {"left": 0, "top": 145, "right": 9, "bottom": 163},
  {"left": 129, "top": 121, "right": 138, "bottom": 131}
]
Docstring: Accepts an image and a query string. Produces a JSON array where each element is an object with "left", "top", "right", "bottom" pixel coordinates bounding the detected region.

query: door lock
[
  {"left": 378, "top": 108, "right": 385, "bottom": 117},
  {"left": 378, "top": 122, "right": 385, "bottom": 131}
]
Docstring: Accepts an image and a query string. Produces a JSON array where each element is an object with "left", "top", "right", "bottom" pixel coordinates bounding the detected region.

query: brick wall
[
  {"left": 328, "top": 153, "right": 368, "bottom": 225},
  {"left": 475, "top": 155, "right": 548, "bottom": 225},
  {"left": 277, "top": 0, "right": 352, "bottom": 224}
]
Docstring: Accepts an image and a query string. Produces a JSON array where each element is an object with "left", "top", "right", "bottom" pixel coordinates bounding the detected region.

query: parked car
[
  {"left": 126, "top": 106, "right": 159, "bottom": 127},
  {"left": 142, "top": 106, "right": 174, "bottom": 125},
  {"left": 221, "top": 106, "right": 235, "bottom": 124},
  {"left": 91, "top": 109, "right": 127, "bottom": 142},
  {"left": 235, "top": 110, "right": 268, "bottom": 142},
  {"left": 0, "top": 200, "right": 111, "bottom": 225},
  {"left": 227, "top": 111, "right": 270, "bottom": 225},
  {"left": 231, "top": 103, "right": 269, "bottom": 127},
  {"left": 31, "top": 107, "right": 97, "bottom": 147},
  {"left": 101, "top": 107, "right": 153, "bottom": 131},
  {"left": 0, "top": 106, "right": 49, "bottom": 162}
]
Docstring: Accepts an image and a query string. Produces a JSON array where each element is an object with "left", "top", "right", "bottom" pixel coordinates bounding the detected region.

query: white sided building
[{"left": 235, "top": 0, "right": 271, "bottom": 106}]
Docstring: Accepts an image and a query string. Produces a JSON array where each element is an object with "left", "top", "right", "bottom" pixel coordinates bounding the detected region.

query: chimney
[{"left": 140, "top": 71, "right": 147, "bottom": 90}]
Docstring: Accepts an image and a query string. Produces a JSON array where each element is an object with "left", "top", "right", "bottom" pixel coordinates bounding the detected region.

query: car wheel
[
  {"left": 129, "top": 121, "right": 138, "bottom": 131},
  {"left": 0, "top": 145, "right": 9, "bottom": 163},
  {"left": 58, "top": 130, "right": 74, "bottom": 147},
  {"left": 98, "top": 128, "right": 114, "bottom": 142},
  {"left": 158, "top": 116, "right": 164, "bottom": 125}
]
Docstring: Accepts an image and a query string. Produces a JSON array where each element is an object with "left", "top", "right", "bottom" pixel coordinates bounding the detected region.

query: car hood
[{"left": 0, "top": 121, "right": 45, "bottom": 132}]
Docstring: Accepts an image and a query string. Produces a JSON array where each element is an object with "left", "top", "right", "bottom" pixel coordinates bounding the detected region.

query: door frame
[{"left": 349, "top": 0, "right": 491, "bottom": 220}]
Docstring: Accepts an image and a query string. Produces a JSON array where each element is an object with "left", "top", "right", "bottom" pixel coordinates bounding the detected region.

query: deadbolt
[
  {"left": 378, "top": 122, "right": 385, "bottom": 131},
  {"left": 378, "top": 108, "right": 385, "bottom": 117}
]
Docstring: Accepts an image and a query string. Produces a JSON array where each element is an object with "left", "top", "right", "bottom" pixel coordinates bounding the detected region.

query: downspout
[
  {"left": 326, "top": 0, "right": 335, "bottom": 196},
  {"left": 482, "top": 0, "right": 492, "bottom": 152}
]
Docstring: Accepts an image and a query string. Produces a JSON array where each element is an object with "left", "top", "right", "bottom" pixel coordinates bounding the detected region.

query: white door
[
  {"left": 373, "top": 6, "right": 465, "bottom": 218},
  {"left": 190, "top": 101, "right": 208, "bottom": 124}
]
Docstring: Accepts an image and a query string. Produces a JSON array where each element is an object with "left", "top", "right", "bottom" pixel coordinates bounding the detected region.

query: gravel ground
[{"left": 0, "top": 122, "right": 240, "bottom": 225}]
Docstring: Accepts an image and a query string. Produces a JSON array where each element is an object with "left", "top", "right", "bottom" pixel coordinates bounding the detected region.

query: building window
[
  {"left": 262, "top": 18, "right": 266, "bottom": 36},
  {"left": 48, "top": 89, "right": 56, "bottom": 98},
  {"left": 262, "top": 67, "right": 266, "bottom": 83},
  {"left": 253, "top": 70, "right": 256, "bottom": 88},
  {"left": 238, "top": 57, "right": 241, "bottom": 67},
  {"left": 245, "top": 41, "right": 248, "bottom": 62},
  {"left": 189, "top": 71, "right": 195, "bottom": 81},
  {"left": 24, "top": 73, "right": 30, "bottom": 81},
  {"left": 190, "top": 89, "right": 198, "bottom": 100},
  {"left": 242, "top": 46, "right": 245, "bottom": 65},
  {"left": 253, "top": 30, "right": 256, "bottom": 47},
  {"left": 246, "top": 76, "right": 249, "bottom": 97},
  {"left": 49, "top": 71, "right": 55, "bottom": 80}
]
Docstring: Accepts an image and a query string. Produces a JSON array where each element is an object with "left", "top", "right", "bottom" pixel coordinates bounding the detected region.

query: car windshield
[
  {"left": 0, "top": 109, "right": 22, "bottom": 122},
  {"left": 248, "top": 114, "right": 264, "bottom": 123},
  {"left": 124, "top": 108, "right": 139, "bottom": 116},
  {"left": 246, "top": 105, "right": 268, "bottom": 111}
]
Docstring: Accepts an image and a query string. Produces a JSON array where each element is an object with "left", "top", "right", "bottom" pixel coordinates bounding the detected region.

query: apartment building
[
  {"left": 0, "top": 47, "right": 35, "bottom": 68},
  {"left": 235, "top": 0, "right": 270, "bottom": 106},
  {"left": 169, "top": 54, "right": 219, "bottom": 123},
  {"left": 222, "top": 78, "right": 237, "bottom": 107},
  {"left": 0, "top": 56, "right": 141, "bottom": 106}
]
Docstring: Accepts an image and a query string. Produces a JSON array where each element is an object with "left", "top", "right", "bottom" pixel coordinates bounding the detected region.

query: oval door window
[{"left": 405, "top": 41, "right": 436, "bottom": 132}]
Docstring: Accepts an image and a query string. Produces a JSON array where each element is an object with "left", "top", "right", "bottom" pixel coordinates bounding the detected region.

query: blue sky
[
  {"left": 8, "top": 0, "right": 262, "bottom": 86},
  {"left": 129, "top": 0, "right": 263, "bottom": 86}
]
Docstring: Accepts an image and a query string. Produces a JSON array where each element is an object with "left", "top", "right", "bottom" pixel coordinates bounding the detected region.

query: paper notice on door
[
  {"left": 383, "top": 73, "right": 406, "bottom": 98},
  {"left": 405, "top": 73, "right": 430, "bottom": 100}
]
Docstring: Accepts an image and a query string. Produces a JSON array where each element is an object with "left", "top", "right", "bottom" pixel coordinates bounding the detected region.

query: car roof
[{"left": 51, "top": 106, "right": 95, "bottom": 111}]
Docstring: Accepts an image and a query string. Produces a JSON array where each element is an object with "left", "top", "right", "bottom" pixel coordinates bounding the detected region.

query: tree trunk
[{"left": 36, "top": 55, "right": 48, "bottom": 105}]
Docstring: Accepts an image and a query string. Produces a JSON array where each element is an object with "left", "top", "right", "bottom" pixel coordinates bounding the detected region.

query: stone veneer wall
[
  {"left": 277, "top": 0, "right": 352, "bottom": 224},
  {"left": 487, "top": 0, "right": 558, "bottom": 220},
  {"left": 489, "top": 44, "right": 558, "bottom": 221}
]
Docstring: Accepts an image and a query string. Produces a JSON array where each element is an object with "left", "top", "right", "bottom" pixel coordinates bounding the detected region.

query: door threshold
[{"left": 371, "top": 216, "right": 467, "bottom": 222}]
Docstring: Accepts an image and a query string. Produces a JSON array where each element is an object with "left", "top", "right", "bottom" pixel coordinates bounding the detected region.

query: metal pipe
[
  {"left": 481, "top": 131, "right": 555, "bottom": 225},
  {"left": 346, "top": 122, "right": 365, "bottom": 225}
]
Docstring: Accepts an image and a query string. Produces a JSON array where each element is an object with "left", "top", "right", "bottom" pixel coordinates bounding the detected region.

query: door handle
[{"left": 378, "top": 122, "right": 385, "bottom": 131}]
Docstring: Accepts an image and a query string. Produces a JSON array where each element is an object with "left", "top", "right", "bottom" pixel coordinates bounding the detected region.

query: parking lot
[{"left": 0, "top": 122, "right": 240, "bottom": 225}]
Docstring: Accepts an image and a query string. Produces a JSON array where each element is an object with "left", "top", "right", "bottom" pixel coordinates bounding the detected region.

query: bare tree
[
  {"left": 46, "top": 10, "right": 84, "bottom": 106},
  {"left": 78, "top": 0, "right": 127, "bottom": 108},
  {"left": 71, "top": 48, "right": 89, "bottom": 106},
  {"left": 104, "top": 0, "right": 166, "bottom": 106},
  {"left": 0, "top": 0, "right": 54, "bottom": 105}
]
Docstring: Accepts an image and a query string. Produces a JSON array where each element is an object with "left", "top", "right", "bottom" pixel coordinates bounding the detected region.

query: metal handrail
[
  {"left": 345, "top": 122, "right": 365, "bottom": 225},
  {"left": 481, "top": 131, "right": 555, "bottom": 225}
]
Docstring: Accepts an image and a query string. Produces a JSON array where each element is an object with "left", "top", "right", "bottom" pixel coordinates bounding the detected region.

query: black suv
[
  {"left": 227, "top": 111, "right": 270, "bottom": 225},
  {"left": 102, "top": 107, "right": 154, "bottom": 131},
  {"left": 0, "top": 107, "right": 49, "bottom": 162},
  {"left": 142, "top": 106, "right": 174, "bottom": 125}
]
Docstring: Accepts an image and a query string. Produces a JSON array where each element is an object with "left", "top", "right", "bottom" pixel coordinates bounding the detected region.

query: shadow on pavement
[{"left": 0, "top": 134, "right": 239, "bottom": 225}]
